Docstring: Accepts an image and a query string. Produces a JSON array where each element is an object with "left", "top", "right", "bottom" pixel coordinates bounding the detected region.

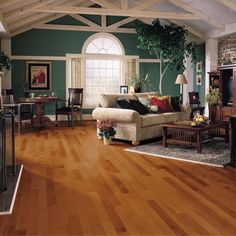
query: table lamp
[{"left": 175, "top": 74, "right": 188, "bottom": 104}]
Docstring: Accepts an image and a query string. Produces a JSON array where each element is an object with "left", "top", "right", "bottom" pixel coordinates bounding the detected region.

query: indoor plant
[
  {"left": 0, "top": 51, "right": 12, "bottom": 71},
  {"left": 206, "top": 87, "right": 221, "bottom": 121},
  {"left": 129, "top": 73, "right": 150, "bottom": 93},
  {"left": 97, "top": 120, "right": 117, "bottom": 145}
]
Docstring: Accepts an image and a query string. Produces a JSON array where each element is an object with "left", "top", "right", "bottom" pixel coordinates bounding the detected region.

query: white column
[
  {"left": 1, "top": 38, "right": 12, "bottom": 89},
  {"left": 205, "top": 38, "right": 218, "bottom": 116},
  {"left": 183, "top": 55, "right": 193, "bottom": 105}
]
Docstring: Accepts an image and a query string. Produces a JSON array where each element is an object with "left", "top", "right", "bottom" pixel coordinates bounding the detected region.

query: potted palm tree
[{"left": 129, "top": 73, "right": 150, "bottom": 93}]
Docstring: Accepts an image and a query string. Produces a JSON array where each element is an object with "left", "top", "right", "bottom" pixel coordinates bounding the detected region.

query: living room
[{"left": 0, "top": 0, "right": 236, "bottom": 235}]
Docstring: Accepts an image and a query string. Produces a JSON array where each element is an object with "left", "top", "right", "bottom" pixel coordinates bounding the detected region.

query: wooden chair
[
  {"left": 230, "top": 116, "right": 236, "bottom": 167},
  {"left": 189, "top": 92, "right": 205, "bottom": 119},
  {"left": 56, "top": 88, "right": 83, "bottom": 127},
  {"left": 2, "top": 89, "right": 34, "bottom": 133}
]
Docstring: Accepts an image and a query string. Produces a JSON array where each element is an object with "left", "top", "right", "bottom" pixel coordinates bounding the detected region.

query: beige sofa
[{"left": 92, "top": 92, "right": 191, "bottom": 145}]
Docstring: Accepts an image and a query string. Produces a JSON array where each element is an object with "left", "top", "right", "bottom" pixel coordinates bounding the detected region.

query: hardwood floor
[{"left": 1, "top": 121, "right": 236, "bottom": 235}]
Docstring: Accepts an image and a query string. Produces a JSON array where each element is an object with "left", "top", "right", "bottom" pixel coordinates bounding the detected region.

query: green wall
[
  {"left": 11, "top": 15, "right": 180, "bottom": 114},
  {"left": 193, "top": 43, "right": 206, "bottom": 104}
]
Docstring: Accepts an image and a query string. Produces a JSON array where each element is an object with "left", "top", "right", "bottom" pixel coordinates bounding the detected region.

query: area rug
[{"left": 125, "top": 139, "right": 230, "bottom": 167}]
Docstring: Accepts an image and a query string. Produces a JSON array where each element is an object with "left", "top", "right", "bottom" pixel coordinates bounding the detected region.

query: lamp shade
[{"left": 175, "top": 74, "right": 188, "bottom": 84}]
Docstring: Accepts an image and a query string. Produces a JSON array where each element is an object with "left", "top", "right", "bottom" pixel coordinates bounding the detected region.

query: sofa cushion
[
  {"left": 171, "top": 96, "right": 181, "bottom": 112},
  {"left": 140, "top": 113, "right": 167, "bottom": 127},
  {"left": 129, "top": 99, "right": 149, "bottom": 115},
  {"left": 117, "top": 98, "right": 133, "bottom": 109},
  {"left": 163, "top": 112, "right": 181, "bottom": 122},
  {"left": 151, "top": 97, "right": 173, "bottom": 112}
]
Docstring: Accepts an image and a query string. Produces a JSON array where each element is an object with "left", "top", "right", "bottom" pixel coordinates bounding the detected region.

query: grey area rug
[{"left": 126, "top": 138, "right": 230, "bottom": 167}]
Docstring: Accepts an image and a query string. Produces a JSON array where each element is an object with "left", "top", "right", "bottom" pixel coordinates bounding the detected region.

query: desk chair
[
  {"left": 2, "top": 89, "right": 34, "bottom": 133},
  {"left": 189, "top": 92, "right": 205, "bottom": 119},
  {"left": 56, "top": 88, "right": 83, "bottom": 127}
]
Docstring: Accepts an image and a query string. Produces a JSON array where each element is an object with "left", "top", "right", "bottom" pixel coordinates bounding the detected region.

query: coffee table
[{"left": 161, "top": 121, "right": 229, "bottom": 153}]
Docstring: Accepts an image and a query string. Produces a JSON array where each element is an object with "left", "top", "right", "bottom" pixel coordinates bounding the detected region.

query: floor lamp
[{"left": 175, "top": 74, "right": 188, "bottom": 104}]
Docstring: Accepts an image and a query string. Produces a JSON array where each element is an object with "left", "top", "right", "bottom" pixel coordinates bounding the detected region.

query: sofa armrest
[{"left": 92, "top": 107, "right": 140, "bottom": 122}]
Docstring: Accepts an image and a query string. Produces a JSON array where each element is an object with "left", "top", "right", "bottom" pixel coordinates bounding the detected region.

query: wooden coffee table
[{"left": 161, "top": 120, "right": 229, "bottom": 153}]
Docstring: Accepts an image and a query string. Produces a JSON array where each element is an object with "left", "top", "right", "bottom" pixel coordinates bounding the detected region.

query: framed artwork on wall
[
  {"left": 120, "top": 85, "right": 128, "bottom": 94},
  {"left": 196, "top": 62, "right": 202, "bottom": 72},
  {"left": 196, "top": 74, "right": 202, "bottom": 85},
  {"left": 26, "top": 61, "right": 51, "bottom": 91}
]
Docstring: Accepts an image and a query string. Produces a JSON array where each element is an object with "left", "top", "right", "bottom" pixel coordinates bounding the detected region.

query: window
[{"left": 67, "top": 33, "right": 139, "bottom": 108}]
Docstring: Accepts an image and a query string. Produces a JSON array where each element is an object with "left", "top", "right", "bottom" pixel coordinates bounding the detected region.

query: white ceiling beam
[
  {"left": 70, "top": 14, "right": 100, "bottom": 27},
  {"left": 34, "top": 6, "right": 201, "bottom": 20},
  {"left": 33, "top": 23, "right": 136, "bottom": 34},
  {"left": 130, "top": 0, "right": 162, "bottom": 11},
  {"left": 10, "top": 13, "right": 65, "bottom": 37},
  {"left": 0, "top": 0, "right": 23, "bottom": 9},
  {"left": 4, "top": 0, "right": 56, "bottom": 23},
  {"left": 168, "top": 0, "right": 225, "bottom": 31},
  {"left": 169, "top": 19, "right": 203, "bottom": 38},
  {"left": 101, "top": 15, "right": 106, "bottom": 27},
  {"left": 215, "top": 0, "right": 236, "bottom": 12},
  {"left": 90, "top": 0, "right": 119, "bottom": 9},
  {"left": 206, "top": 22, "right": 236, "bottom": 39},
  {"left": 121, "top": 0, "right": 128, "bottom": 10},
  {"left": 107, "top": 17, "right": 136, "bottom": 28}
]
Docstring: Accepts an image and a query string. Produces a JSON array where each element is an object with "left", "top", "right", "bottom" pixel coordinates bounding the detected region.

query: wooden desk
[{"left": 19, "top": 96, "right": 59, "bottom": 128}]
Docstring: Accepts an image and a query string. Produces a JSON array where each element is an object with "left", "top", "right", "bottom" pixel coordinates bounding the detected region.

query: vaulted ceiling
[{"left": 0, "top": 0, "right": 235, "bottom": 39}]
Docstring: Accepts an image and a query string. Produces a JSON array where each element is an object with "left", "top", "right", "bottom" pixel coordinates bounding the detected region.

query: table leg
[
  {"left": 225, "top": 125, "right": 229, "bottom": 143},
  {"left": 196, "top": 130, "right": 202, "bottom": 153},
  {"left": 163, "top": 127, "right": 167, "bottom": 147}
]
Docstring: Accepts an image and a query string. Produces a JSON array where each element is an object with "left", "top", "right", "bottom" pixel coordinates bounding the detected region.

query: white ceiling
[{"left": 0, "top": 0, "right": 235, "bottom": 39}]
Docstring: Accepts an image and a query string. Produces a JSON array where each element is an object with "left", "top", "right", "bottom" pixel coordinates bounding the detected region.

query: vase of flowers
[
  {"left": 97, "top": 120, "right": 117, "bottom": 145},
  {"left": 206, "top": 87, "right": 221, "bottom": 121}
]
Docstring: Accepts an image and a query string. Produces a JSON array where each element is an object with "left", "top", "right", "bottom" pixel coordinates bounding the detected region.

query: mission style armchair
[
  {"left": 2, "top": 89, "right": 34, "bottom": 133},
  {"left": 56, "top": 88, "right": 83, "bottom": 127}
]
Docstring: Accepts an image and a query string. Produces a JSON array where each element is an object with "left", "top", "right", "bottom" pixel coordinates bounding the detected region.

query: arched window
[{"left": 82, "top": 33, "right": 124, "bottom": 107}]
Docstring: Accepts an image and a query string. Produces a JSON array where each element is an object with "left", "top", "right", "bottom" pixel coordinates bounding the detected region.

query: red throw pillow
[{"left": 151, "top": 97, "right": 173, "bottom": 112}]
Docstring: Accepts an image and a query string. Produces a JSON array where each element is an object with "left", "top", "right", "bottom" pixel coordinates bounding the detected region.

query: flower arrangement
[
  {"left": 205, "top": 87, "right": 221, "bottom": 105},
  {"left": 97, "top": 120, "right": 117, "bottom": 139}
]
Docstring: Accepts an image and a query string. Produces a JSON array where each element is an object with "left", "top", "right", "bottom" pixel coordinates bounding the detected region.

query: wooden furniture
[
  {"left": 56, "top": 88, "right": 83, "bottom": 127},
  {"left": 2, "top": 89, "right": 34, "bottom": 133},
  {"left": 19, "top": 96, "right": 59, "bottom": 128},
  {"left": 161, "top": 121, "right": 229, "bottom": 153},
  {"left": 230, "top": 116, "right": 236, "bottom": 167},
  {"left": 188, "top": 92, "right": 205, "bottom": 119},
  {"left": 210, "top": 66, "right": 236, "bottom": 121}
]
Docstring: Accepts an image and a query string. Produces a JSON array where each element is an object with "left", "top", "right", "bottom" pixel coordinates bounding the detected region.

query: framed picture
[
  {"left": 120, "top": 85, "right": 128, "bottom": 94},
  {"left": 26, "top": 61, "right": 51, "bottom": 91},
  {"left": 196, "top": 74, "right": 202, "bottom": 85},
  {"left": 196, "top": 62, "right": 202, "bottom": 72}
]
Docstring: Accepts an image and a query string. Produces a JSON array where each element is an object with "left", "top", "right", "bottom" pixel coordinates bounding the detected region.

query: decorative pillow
[
  {"left": 171, "top": 96, "right": 181, "bottom": 112},
  {"left": 151, "top": 97, "right": 173, "bottom": 112},
  {"left": 138, "top": 97, "right": 150, "bottom": 107},
  {"left": 117, "top": 98, "right": 133, "bottom": 109},
  {"left": 129, "top": 99, "right": 149, "bottom": 115},
  {"left": 149, "top": 105, "right": 159, "bottom": 113}
]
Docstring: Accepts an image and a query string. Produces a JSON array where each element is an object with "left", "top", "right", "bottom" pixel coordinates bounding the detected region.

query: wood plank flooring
[{"left": 1, "top": 121, "right": 236, "bottom": 235}]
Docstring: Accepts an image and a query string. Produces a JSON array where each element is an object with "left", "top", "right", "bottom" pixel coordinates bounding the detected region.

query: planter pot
[
  {"left": 209, "top": 105, "right": 218, "bottom": 122},
  {"left": 134, "top": 88, "right": 141, "bottom": 93},
  {"left": 103, "top": 136, "right": 112, "bottom": 145}
]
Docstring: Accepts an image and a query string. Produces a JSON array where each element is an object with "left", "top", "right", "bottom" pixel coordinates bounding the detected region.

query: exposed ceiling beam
[
  {"left": 130, "top": 0, "right": 162, "bottom": 11},
  {"left": 169, "top": 19, "right": 203, "bottom": 38},
  {"left": 90, "top": 0, "right": 119, "bottom": 9},
  {"left": 34, "top": 6, "right": 201, "bottom": 20},
  {"left": 34, "top": 23, "right": 136, "bottom": 34},
  {"left": 10, "top": 13, "right": 64, "bottom": 36},
  {"left": 4, "top": 0, "right": 56, "bottom": 23},
  {"left": 70, "top": 14, "right": 100, "bottom": 27},
  {"left": 107, "top": 17, "right": 136, "bottom": 28},
  {"left": 0, "top": 0, "right": 36, "bottom": 14},
  {"left": 168, "top": 0, "right": 225, "bottom": 31},
  {"left": 206, "top": 22, "right": 236, "bottom": 39},
  {"left": 121, "top": 0, "right": 128, "bottom": 10},
  {"left": 215, "top": 0, "right": 236, "bottom": 12},
  {"left": 101, "top": 15, "right": 106, "bottom": 27},
  {"left": 0, "top": 0, "right": 23, "bottom": 9},
  {"left": 0, "top": 13, "right": 9, "bottom": 36}
]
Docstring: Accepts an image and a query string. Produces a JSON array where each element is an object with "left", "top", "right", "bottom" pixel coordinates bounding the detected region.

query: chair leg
[
  {"left": 56, "top": 112, "right": 58, "bottom": 126},
  {"left": 67, "top": 114, "right": 70, "bottom": 127},
  {"left": 18, "top": 120, "right": 21, "bottom": 134},
  {"left": 31, "top": 116, "right": 34, "bottom": 128},
  {"left": 71, "top": 113, "right": 74, "bottom": 127}
]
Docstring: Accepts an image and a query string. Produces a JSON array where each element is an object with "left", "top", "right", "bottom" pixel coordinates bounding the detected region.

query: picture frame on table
[
  {"left": 26, "top": 61, "right": 51, "bottom": 91},
  {"left": 196, "top": 62, "right": 202, "bottom": 72},
  {"left": 196, "top": 74, "right": 202, "bottom": 85},
  {"left": 120, "top": 85, "right": 128, "bottom": 94}
]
